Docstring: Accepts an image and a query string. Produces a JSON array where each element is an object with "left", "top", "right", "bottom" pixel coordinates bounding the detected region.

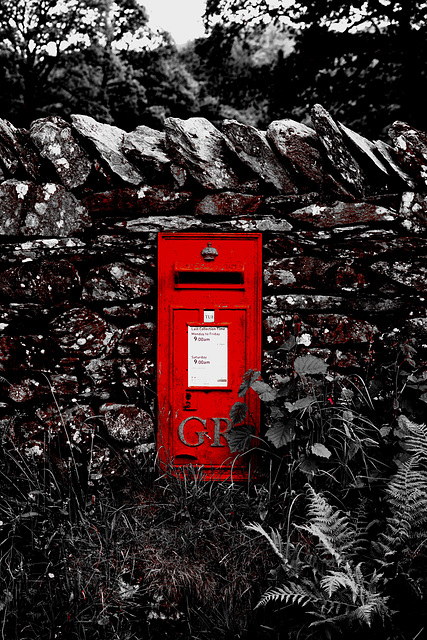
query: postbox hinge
[{"left": 201, "top": 242, "right": 218, "bottom": 261}]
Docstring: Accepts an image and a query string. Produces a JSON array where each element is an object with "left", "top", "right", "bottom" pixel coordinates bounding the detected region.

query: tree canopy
[
  {"left": 204, "top": 0, "right": 427, "bottom": 34},
  {"left": 202, "top": 0, "right": 427, "bottom": 135},
  {"left": 0, "top": 0, "right": 159, "bottom": 126},
  {"left": 1, "top": 0, "right": 427, "bottom": 137},
  {"left": 0, "top": 0, "right": 150, "bottom": 84}
]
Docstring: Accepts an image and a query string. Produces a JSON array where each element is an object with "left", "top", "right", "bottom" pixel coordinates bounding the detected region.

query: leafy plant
[
  {"left": 229, "top": 340, "right": 427, "bottom": 639},
  {"left": 247, "top": 485, "right": 391, "bottom": 638},
  {"left": 382, "top": 415, "right": 427, "bottom": 550},
  {"left": 229, "top": 357, "right": 384, "bottom": 492}
]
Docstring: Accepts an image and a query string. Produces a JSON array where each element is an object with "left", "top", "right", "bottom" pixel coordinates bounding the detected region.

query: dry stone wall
[{"left": 1, "top": 104, "right": 427, "bottom": 478}]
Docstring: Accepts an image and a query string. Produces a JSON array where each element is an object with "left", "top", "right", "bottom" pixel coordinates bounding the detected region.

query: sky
[{"left": 142, "top": 0, "right": 207, "bottom": 45}]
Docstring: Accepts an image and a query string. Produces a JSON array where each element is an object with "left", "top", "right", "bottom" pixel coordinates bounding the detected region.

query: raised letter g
[{"left": 178, "top": 416, "right": 207, "bottom": 447}]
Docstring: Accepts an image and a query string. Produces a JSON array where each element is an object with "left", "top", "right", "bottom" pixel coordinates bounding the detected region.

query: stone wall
[{"left": 1, "top": 104, "right": 427, "bottom": 476}]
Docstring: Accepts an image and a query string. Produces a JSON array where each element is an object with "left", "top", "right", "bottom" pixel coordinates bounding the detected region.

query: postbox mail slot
[{"left": 175, "top": 270, "right": 244, "bottom": 287}]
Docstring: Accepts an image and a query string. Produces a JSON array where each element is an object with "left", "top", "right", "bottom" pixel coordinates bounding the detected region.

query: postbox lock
[{"left": 201, "top": 242, "right": 218, "bottom": 261}]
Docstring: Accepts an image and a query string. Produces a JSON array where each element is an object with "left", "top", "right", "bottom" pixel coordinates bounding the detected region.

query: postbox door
[
  {"left": 169, "top": 306, "right": 248, "bottom": 468},
  {"left": 157, "top": 232, "right": 261, "bottom": 480}
]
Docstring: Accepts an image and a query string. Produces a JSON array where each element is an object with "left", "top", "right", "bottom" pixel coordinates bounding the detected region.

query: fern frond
[
  {"left": 385, "top": 457, "right": 427, "bottom": 546},
  {"left": 321, "top": 569, "right": 359, "bottom": 601},
  {"left": 353, "top": 598, "right": 390, "bottom": 627},
  {"left": 320, "top": 562, "right": 380, "bottom": 602},
  {"left": 245, "top": 522, "right": 287, "bottom": 564},
  {"left": 351, "top": 498, "right": 371, "bottom": 553},
  {"left": 309, "top": 611, "right": 349, "bottom": 631},
  {"left": 387, "top": 464, "right": 427, "bottom": 505},
  {"left": 384, "top": 414, "right": 427, "bottom": 548},
  {"left": 310, "top": 591, "right": 390, "bottom": 630},
  {"left": 397, "top": 415, "right": 427, "bottom": 461},
  {"left": 323, "top": 591, "right": 360, "bottom": 618},
  {"left": 297, "top": 523, "right": 344, "bottom": 565},
  {"left": 256, "top": 582, "right": 318, "bottom": 609},
  {"left": 310, "top": 595, "right": 389, "bottom": 630},
  {"left": 354, "top": 562, "right": 365, "bottom": 587},
  {"left": 297, "top": 486, "right": 357, "bottom": 565}
]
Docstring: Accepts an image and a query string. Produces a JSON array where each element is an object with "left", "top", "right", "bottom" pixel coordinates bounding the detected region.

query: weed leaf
[
  {"left": 298, "top": 456, "right": 318, "bottom": 475},
  {"left": 270, "top": 405, "right": 284, "bottom": 420},
  {"left": 266, "top": 419, "right": 296, "bottom": 448},
  {"left": 311, "top": 443, "right": 332, "bottom": 459},
  {"left": 224, "top": 424, "right": 255, "bottom": 452},
  {"left": 251, "top": 380, "right": 278, "bottom": 402},
  {"left": 20, "top": 511, "right": 40, "bottom": 519},
  {"left": 238, "top": 369, "right": 261, "bottom": 397},
  {"left": 229, "top": 401, "right": 248, "bottom": 425},
  {"left": 294, "top": 355, "right": 328, "bottom": 377},
  {"left": 284, "top": 396, "right": 316, "bottom": 412},
  {"left": 267, "top": 335, "right": 296, "bottom": 353}
]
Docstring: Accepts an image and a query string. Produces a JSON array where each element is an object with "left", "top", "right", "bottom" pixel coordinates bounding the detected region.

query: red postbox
[{"left": 157, "top": 232, "right": 262, "bottom": 480}]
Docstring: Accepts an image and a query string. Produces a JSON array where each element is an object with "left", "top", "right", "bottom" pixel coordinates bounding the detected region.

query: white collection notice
[{"left": 188, "top": 326, "right": 228, "bottom": 387}]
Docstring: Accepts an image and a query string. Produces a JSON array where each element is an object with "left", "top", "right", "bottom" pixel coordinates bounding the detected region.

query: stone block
[
  {"left": 122, "top": 124, "right": 171, "bottom": 180},
  {"left": 310, "top": 104, "right": 367, "bottom": 196},
  {"left": 223, "top": 119, "right": 297, "bottom": 193},
  {"left": 0, "top": 336, "right": 56, "bottom": 370},
  {"left": 388, "top": 121, "right": 427, "bottom": 188},
  {"left": 71, "top": 114, "right": 143, "bottom": 186},
  {"left": 267, "top": 119, "right": 326, "bottom": 187},
  {"left": 8, "top": 377, "right": 48, "bottom": 403},
  {"left": 117, "top": 323, "right": 155, "bottom": 356},
  {"left": 102, "top": 404, "right": 154, "bottom": 443},
  {"left": 400, "top": 191, "right": 427, "bottom": 233},
  {"left": 302, "top": 314, "right": 378, "bottom": 346},
  {"left": 30, "top": 116, "right": 92, "bottom": 189},
  {"left": 371, "top": 260, "right": 427, "bottom": 291},
  {"left": 164, "top": 116, "right": 240, "bottom": 190},
  {"left": 0, "top": 259, "right": 81, "bottom": 305},
  {"left": 286, "top": 201, "right": 397, "bottom": 228},
  {"left": 0, "top": 180, "right": 91, "bottom": 236},
  {"left": 195, "top": 192, "right": 263, "bottom": 217},
  {"left": 0, "top": 118, "right": 42, "bottom": 180},
  {"left": 82, "top": 263, "right": 154, "bottom": 301},
  {"left": 49, "top": 307, "right": 119, "bottom": 357}
]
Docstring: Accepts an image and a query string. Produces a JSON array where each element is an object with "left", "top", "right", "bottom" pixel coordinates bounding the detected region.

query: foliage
[
  {"left": 246, "top": 418, "right": 427, "bottom": 638},
  {"left": 229, "top": 333, "right": 427, "bottom": 639},
  {"left": 203, "top": 0, "right": 427, "bottom": 135},
  {"left": 0, "top": 0, "right": 187, "bottom": 128},
  {"left": 204, "top": 0, "right": 427, "bottom": 37},
  {"left": 2, "top": 337, "right": 427, "bottom": 639},
  {"left": 247, "top": 486, "right": 391, "bottom": 636},
  {"left": 180, "top": 23, "right": 284, "bottom": 129},
  {"left": 2, "top": 0, "right": 425, "bottom": 137},
  {"left": 230, "top": 355, "right": 385, "bottom": 492},
  {"left": 0, "top": 0, "right": 144, "bottom": 119},
  {"left": 0, "top": 0, "right": 213, "bottom": 131},
  {"left": 127, "top": 44, "right": 205, "bottom": 129},
  {"left": 382, "top": 415, "right": 427, "bottom": 549},
  {"left": 0, "top": 401, "right": 274, "bottom": 640}
]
